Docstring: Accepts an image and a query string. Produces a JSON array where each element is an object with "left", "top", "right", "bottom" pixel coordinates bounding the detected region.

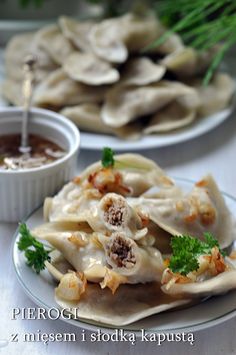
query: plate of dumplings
[
  {"left": 13, "top": 153, "right": 236, "bottom": 333},
  {"left": 1, "top": 13, "right": 235, "bottom": 150}
]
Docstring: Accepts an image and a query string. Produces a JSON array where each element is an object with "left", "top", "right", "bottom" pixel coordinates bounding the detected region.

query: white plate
[
  {"left": 0, "top": 49, "right": 235, "bottom": 151},
  {"left": 12, "top": 178, "right": 236, "bottom": 334}
]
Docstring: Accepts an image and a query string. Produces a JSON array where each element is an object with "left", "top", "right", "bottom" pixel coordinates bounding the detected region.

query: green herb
[
  {"left": 169, "top": 233, "right": 225, "bottom": 276},
  {"left": 101, "top": 147, "right": 115, "bottom": 168},
  {"left": 88, "top": 0, "right": 236, "bottom": 85},
  {"left": 101, "top": 147, "right": 152, "bottom": 171},
  {"left": 18, "top": 223, "right": 52, "bottom": 274},
  {"left": 149, "top": 0, "right": 236, "bottom": 85}
]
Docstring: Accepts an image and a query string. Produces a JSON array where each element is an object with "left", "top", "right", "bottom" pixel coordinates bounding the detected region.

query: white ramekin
[{"left": 0, "top": 107, "right": 80, "bottom": 222}]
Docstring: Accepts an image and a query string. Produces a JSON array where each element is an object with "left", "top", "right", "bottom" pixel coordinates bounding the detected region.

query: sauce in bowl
[{"left": 0, "top": 134, "right": 66, "bottom": 170}]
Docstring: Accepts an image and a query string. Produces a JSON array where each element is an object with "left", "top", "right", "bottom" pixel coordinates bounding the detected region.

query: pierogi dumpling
[
  {"left": 190, "top": 73, "right": 235, "bottom": 116},
  {"left": 1, "top": 79, "right": 23, "bottom": 106},
  {"left": 119, "top": 57, "right": 166, "bottom": 86},
  {"left": 160, "top": 47, "right": 218, "bottom": 78},
  {"left": 55, "top": 281, "right": 192, "bottom": 326},
  {"left": 33, "top": 24, "right": 75, "bottom": 65},
  {"left": 59, "top": 16, "right": 95, "bottom": 52},
  {"left": 33, "top": 69, "right": 108, "bottom": 108},
  {"left": 161, "top": 247, "right": 236, "bottom": 298},
  {"left": 130, "top": 175, "right": 235, "bottom": 248},
  {"left": 60, "top": 104, "right": 142, "bottom": 139},
  {"left": 86, "top": 192, "right": 147, "bottom": 239},
  {"left": 88, "top": 12, "right": 184, "bottom": 65},
  {"left": 143, "top": 99, "right": 196, "bottom": 134},
  {"left": 98, "top": 232, "right": 164, "bottom": 283},
  {"left": 88, "top": 16, "right": 128, "bottom": 63},
  {"left": 44, "top": 153, "right": 174, "bottom": 223},
  {"left": 102, "top": 81, "right": 197, "bottom": 127},
  {"left": 63, "top": 52, "right": 120, "bottom": 85},
  {"left": 4, "top": 32, "right": 58, "bottom": 83},
  {"left": 32, "top": 221, "right": 107, "bottom": 281}
]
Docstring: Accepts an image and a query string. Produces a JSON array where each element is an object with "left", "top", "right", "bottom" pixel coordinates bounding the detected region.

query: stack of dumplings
[
  {"left": 31, "top": 154, "right": 236, "bottom": 326},
  {"left": 2, "top": 13, "right": 235, "bottom": 139}
]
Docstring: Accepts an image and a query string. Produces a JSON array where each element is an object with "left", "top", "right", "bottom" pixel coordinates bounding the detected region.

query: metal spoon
[{"left": 19, "top": 54, "right": 37, "bottom": 154}]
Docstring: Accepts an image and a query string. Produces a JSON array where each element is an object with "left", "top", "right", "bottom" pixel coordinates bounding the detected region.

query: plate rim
[
  {"left": 11, "top": 177, "right": 236, "bottom": 335},
  {"left": 80, "top": 106, "right": 234, "bottom": 151}
]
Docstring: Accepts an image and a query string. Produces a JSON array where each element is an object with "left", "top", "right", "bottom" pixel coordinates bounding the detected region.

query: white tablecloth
[{"left": 1, "top": 52, "right": 236, "bottom": 355}]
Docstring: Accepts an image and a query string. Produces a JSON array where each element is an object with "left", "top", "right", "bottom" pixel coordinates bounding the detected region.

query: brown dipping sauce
[{"left": 0, "top": 134, "right": 66, "bottom": 170}]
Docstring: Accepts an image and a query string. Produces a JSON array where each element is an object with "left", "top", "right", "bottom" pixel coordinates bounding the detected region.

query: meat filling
[
  {"left": 103, "top": 198, "right": 127, "bottom": 227},
  {"left": 107, "top": 235, "right": 136, "bottom": 269}
]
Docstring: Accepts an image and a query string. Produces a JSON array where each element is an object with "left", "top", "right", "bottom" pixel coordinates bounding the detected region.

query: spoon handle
[{"left": 20, "top": 55, "right": 36, "bottom": 152}]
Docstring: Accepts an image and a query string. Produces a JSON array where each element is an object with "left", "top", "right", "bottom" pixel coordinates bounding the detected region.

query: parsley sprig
[
  {"left": 169, "top": 233, "right": 225, "bottom": 276},
  {"left": 18, "top": 223, "right": 52, "bottom": 274},
  {"left": 101, "top": 147, "right": 115, "bottom": 168}
]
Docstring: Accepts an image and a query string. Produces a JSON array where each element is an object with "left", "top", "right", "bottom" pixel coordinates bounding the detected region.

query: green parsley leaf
[
  {"left": 101, "top": 147, "right": 115, "bottom": 168},
  {"left": 203, "top": 232, "right": 219, "bottom": 250},
  {"left": 18, "top": 223, "right": 52, "bottom": 274},
  {"left": 203, "top": 232, "right": 226, "bottom": 257},
  {"left": 169, "top": 251, "right": 200, "bottom": 276},
  {"left": 169, "top": 233, "right": 225, "bottom": 276}
]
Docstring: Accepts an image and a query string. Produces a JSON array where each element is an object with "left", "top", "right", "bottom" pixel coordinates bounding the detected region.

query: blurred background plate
[
  {"left": 79, "top": 107, "right": 234, "bottom": 151},
  {"left": 0, "top": 49, "right": 234, "bottom": 151}
]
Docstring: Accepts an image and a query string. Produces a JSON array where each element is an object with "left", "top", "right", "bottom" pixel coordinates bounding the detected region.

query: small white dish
[
  {"left": 12, "top": 178, "right": 236, "bottom": 334},
  {"left": 0, "top": 107, "right": 80, "bottom": 222}
]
